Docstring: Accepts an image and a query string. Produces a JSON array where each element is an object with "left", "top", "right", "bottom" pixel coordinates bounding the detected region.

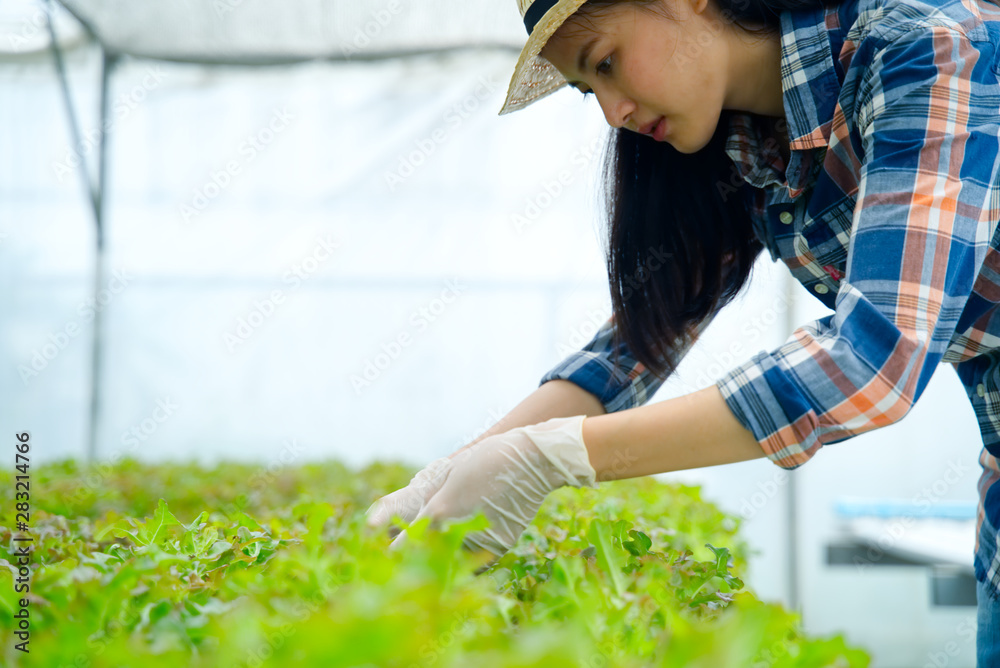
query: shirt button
[
  {"left": 814, "top": 283, "right": 829, "bottom": 294},
  {"left": 779, "top": 211, "right": 794, "bottom": 225},
  {"left": 978, "top": 384, "right": 986, "bottom": 397}
]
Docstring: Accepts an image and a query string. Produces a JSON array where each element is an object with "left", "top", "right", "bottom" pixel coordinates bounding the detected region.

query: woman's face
[{"left": 540, "top": 0, "right": 736, "bottom": 154}]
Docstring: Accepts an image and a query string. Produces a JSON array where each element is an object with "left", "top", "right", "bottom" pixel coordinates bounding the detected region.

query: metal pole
[
  {"left": 45, "top": 0, "right": 97, "bottom": 215},
  {"left": 85, "top": 49, "right": 115, "bottom": 464},
  {"left": 783, "top": 268, "right": 801, "bottom": 613},
  {"left": 46, "top": 0, "right": 116, "bottom": 464}
]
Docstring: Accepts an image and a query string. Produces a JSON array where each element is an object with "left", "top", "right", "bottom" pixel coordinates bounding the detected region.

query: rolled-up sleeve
[
  {"left": 717, "top": 25, "right": 999, "bottom": 468},
  {"left": 541, "top": 313, "right": 713, "bottom": 413}
]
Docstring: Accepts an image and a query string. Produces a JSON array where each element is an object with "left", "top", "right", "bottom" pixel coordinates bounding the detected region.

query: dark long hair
[{"left": 570, "top": 0, "right": 827, "bottom": 380}]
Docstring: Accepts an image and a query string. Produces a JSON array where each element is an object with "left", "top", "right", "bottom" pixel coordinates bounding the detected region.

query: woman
[{"left": 366, "top": 0, "right": 1000, "bottom": 659}]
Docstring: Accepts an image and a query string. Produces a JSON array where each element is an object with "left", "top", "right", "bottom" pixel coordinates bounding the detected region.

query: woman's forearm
[
  {"left": 581, "top": 384, "right": 766, "bottom": 481},
  {"left": 453, "top": 379, "right": 607, "bottom": 455}
]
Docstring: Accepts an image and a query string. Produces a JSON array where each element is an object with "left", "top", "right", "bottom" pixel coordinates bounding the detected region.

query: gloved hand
[
  {"left": 365, "top": 415, "right": 599, "bottom": 558},
  {"left": 364, "top": 455, "right": 453, "bottom": 539}
]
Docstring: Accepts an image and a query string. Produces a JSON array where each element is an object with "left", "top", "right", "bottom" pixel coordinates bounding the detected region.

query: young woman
[{"left": 367, "top": 0, "right": 1000, "bottom": 658}]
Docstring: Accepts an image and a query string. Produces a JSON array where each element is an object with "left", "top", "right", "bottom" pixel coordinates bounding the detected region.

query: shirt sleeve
[
  {"left": 540, "top": 311, "right": 716, "bottom": 413},
  {"left": 716, "top": 24, "right": 999, "bottom": 469}
]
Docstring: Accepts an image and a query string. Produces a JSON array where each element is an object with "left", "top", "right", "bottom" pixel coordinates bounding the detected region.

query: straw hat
[{"left": 499, "top": 0, "right": 591, "bottom": 116}]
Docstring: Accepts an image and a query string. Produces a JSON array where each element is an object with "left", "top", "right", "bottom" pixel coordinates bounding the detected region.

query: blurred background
[{"left": 0, "top": 0, "right": 985, "bottom": 664}]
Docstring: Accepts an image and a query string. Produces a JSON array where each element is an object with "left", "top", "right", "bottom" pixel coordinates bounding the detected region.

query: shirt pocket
[
  {"left": 799, "top": 194, "right": 855, "bottom": 277},
  {"left": 974, "top": 350, "right": 1000, "bottom": 444},
  {"left": 778, "top": 195, "right": 855, "bottom": 305}
]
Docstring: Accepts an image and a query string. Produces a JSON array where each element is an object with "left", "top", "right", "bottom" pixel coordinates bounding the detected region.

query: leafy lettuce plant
[{"left": 0, "top": 459, "right": 870, "bottom": 667}]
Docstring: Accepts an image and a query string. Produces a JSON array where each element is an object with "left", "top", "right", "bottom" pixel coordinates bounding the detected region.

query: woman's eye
[{"left": 596, "top": 56, "right": 613, "bottom": 75}]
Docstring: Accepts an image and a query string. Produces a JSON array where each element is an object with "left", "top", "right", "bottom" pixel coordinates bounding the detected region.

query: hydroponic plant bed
[{"left": 0, "top": 458, "right": 870, "bottom": 667}]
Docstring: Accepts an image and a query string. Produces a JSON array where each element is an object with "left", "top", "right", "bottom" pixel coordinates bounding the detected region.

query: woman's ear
[{"left": 684, "top": 0, "right": 713, "bottom": 17}]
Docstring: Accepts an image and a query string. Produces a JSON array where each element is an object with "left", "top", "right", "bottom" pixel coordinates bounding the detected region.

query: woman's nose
[{"left": 598, "top": 92, "right": 634, "bottom": 129}]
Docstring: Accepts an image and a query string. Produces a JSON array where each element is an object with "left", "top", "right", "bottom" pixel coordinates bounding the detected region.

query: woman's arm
[
  {"left": 454, "top": 379, "right": 607, "bottom": 454},
  {"left": 582, "top": 384, "right": 765, "bottom": 481}
]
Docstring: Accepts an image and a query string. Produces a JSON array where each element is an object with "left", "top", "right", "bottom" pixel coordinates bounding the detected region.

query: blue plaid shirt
[{"left": 540, "top": 0, "right": 1000, "bottom": 599}]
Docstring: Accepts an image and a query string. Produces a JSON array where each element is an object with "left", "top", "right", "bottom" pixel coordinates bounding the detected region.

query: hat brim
[{"left": 498, "top": 0, "right": 590, "bottom": 116}]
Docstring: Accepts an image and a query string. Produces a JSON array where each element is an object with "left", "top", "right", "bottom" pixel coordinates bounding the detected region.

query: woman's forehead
[
  {"left": 551, "top": 1, "right": 675, "bottom": 44},
  {"left": 542, "top": 4, "right": 619, "bottom": 59}
]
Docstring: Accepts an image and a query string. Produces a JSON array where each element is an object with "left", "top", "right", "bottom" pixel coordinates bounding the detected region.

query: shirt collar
[{"left": 724, "top": 2, "right": 842, "bottom": 198}]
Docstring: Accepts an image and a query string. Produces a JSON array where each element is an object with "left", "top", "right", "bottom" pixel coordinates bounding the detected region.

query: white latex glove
[
  {"left": 364, "top": 455, "right": 453, "bottom": 539},
  {"left": 366, "top": 415, "right": 598, "bottom": 558}
]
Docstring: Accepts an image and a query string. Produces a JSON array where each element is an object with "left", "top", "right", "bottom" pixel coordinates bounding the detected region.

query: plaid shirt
[{"left": 540, "top": 0, "right": 1000, "bottom": 599}]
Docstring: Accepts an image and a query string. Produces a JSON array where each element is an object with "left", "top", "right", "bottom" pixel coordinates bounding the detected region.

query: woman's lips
[{"left": 652, "top": 117, "right": 668, "bottom": 142}]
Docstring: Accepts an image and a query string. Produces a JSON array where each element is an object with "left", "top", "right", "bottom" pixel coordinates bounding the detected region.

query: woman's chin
[
  {"left": 668, "top": 131, "right": 714, "bottom": 155},
  {"left": 667, "top": 138, "right": 698, "bottom": 155}
]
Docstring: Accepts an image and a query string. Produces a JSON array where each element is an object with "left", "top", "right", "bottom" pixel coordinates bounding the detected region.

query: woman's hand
[
  {"left": 364, "top": 455, "right": 453, "bottom": 539},
  {"left": 365, "top": 415, "right": 598, "bottom": 558}
]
